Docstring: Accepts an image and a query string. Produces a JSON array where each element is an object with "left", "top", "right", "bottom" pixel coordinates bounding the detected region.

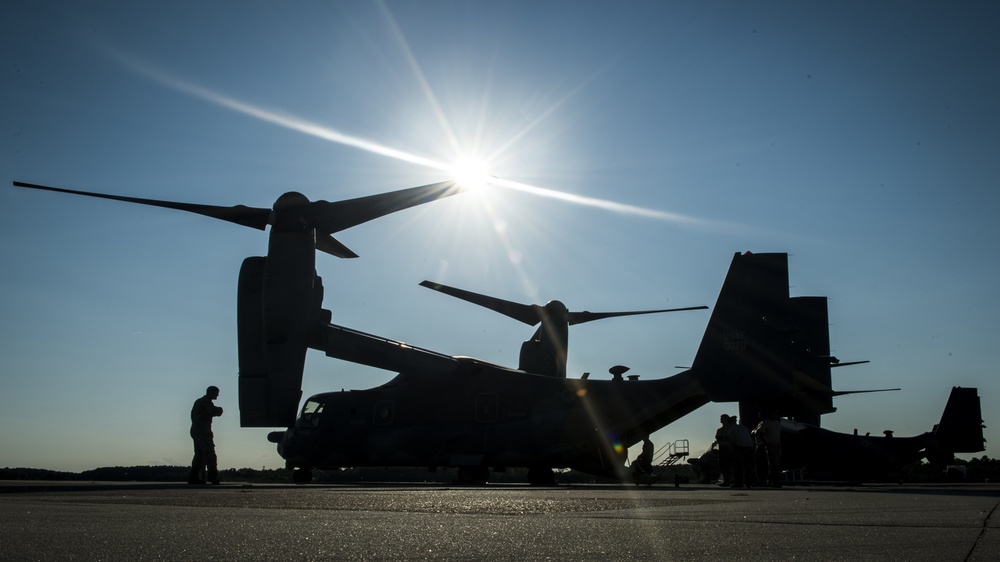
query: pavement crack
[{"left": 964, "top": 498, "right": 1000, "bottom": 562}]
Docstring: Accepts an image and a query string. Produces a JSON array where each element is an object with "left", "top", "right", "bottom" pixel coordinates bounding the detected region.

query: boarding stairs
[{"left": 653, "top": 439, "right": 690, "bottom": 468}]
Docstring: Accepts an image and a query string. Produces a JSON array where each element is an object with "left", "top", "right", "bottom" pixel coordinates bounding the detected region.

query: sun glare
[
  {"left": 450, "top": 155, "right": 494, "bottom": 192},
  {"left": 110, "top": 49, "right": 728, "bottom": 231}
]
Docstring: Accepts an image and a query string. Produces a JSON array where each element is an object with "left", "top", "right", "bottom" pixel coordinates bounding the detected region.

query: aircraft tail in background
[{"left": 926, "top": 386, "right": 986, "bottom": 463}]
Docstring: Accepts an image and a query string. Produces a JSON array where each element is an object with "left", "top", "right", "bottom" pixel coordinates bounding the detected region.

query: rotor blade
[
  {"left": 13, "top": 181, "right": 272, "bottom": 230},
  {"left": 831, "top": 388, "right": 901, "bottom": 397},
  {"left": 567, "top": 306, "right": 708, "bottom": 326},
  {"left": 316, "top": 233, "right": 359, "bottom": 258},
  {"left": 306, "top": 180, "right": 462, "bottom": 235},
  {"left": 419, "top": 280, "right": 541, "bottom": 325}
]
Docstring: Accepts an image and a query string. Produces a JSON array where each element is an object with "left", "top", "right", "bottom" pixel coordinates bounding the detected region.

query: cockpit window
[
  {"left": 298, "top": 400, "right": 324, "bottom": 427},
  {"left": 303, "top": 400, "right": 324, "bottom": 415}
]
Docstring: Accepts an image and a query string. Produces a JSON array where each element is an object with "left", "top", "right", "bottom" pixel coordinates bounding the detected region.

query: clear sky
[{"left": 2, "top": 1, "right": 997, "bottom": 472}]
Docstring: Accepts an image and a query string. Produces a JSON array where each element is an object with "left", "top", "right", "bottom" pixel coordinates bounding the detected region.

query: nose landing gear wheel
[{"left": 292, "top": 468, "right": 313, "bottom": 484}]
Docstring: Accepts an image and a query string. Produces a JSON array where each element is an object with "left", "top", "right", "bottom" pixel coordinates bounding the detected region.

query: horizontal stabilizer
[{"left": 831, "top": 360, "right": 871, "bottom": 368}]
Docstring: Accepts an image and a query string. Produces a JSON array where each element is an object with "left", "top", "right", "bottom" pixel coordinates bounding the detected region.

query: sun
[{"left": 449, "top": 154, "right": 495, "bottom": 192}]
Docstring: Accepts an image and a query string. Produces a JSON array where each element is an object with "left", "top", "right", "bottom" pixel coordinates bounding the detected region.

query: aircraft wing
[{"left": 312, "top": 321, "right": 461, "bottom": 374}]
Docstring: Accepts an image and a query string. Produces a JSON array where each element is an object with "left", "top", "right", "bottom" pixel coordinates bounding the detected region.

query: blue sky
[{"left": 2, "top": 1, "right": 997, "bottom": 472}]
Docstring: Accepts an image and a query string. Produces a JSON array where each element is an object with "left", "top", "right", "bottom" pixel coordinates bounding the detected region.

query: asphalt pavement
[{"left": 1, "top": 481, "right": 997, "bottom": 561}]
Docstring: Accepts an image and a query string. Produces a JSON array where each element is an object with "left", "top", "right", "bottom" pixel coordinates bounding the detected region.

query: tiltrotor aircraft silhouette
[
  {"left": 14, "top": 180, "right": 905, "bottom": 484},
  {"left": 689, "top": 386, "right": 985, "bottom": 484}
]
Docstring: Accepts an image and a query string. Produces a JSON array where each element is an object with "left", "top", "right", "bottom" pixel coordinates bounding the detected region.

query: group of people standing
[{"left": 712, "top": 412, "right": 782, "bottom": 488}]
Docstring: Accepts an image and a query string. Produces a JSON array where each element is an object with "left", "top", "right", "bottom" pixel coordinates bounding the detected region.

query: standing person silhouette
[
  {"left": 188, "top": 386, "right": 223, "bottom": 485},
  {"left": 754, "top": 412, "right": 782, "bottom": 487},
  {"left": 713, "top": 415, "right": 735, "bottom": 486}
]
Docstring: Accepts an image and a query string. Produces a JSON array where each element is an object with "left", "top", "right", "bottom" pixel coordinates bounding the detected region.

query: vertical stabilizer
[
  {"left": 692, "top": 252, "right": 837, "bottom": 420},
  {"left": 932, "top": 386, "right": 986, "bottom": 455}
]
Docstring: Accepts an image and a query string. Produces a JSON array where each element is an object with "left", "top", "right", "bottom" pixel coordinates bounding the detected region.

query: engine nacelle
[{"left": 238, "top": 230, "right": 324, "bottom": 427}]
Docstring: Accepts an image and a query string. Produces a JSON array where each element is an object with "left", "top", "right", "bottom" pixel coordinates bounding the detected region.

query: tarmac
[{"left": 1, "top": 480, "right": 997, "bottom": 561}]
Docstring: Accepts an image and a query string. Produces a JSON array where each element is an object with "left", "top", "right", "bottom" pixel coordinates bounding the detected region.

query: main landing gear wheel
[
  {"left": 527, "top": 467, "right": 556, "bottom": 486},
  {"left": 292, "top": 468, "right": 313, "bottom": 484},
  {"left": 456, "top": 466, "right": 489, "bottom": 485}
]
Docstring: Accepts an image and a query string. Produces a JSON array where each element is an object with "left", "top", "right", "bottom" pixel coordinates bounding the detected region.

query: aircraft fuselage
[{"left": 270, "top": 358, "right": 708, "bottom": 477}]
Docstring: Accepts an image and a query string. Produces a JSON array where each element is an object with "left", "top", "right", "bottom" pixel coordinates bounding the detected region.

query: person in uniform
[
  {"left": 712, "top": 415, "right": 735, "bottom": 486},
  {"left": 188, "top": 385, "right": 223, "bottom": 485},
  {"left": 729, "top": 419, "right": 756, "bottom": 487},
  {"left": 753, "top": 412, "right": 782, "bottom": 487},
  {"left": 634, "top": 435, "right": 655, "bottom": 475}
]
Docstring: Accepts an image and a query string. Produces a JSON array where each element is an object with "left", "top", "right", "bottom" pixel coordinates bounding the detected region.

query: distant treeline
[
  {"left": 3, "top": 456, "right": 998, "bottom": 483},
  {"left": 0, "top": 465, "right": 623, "bottom": 484},
  {"left": 896, "top": 456, "right": 1000, "bottom": 483}
]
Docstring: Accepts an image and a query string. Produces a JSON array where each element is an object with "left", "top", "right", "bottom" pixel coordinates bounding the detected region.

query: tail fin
[
  {"left": 928, "top": 387, "right": 985, "bottom": 461},
  {"left": 691, "top": 252, "right": 836, "bottom": 420}
]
